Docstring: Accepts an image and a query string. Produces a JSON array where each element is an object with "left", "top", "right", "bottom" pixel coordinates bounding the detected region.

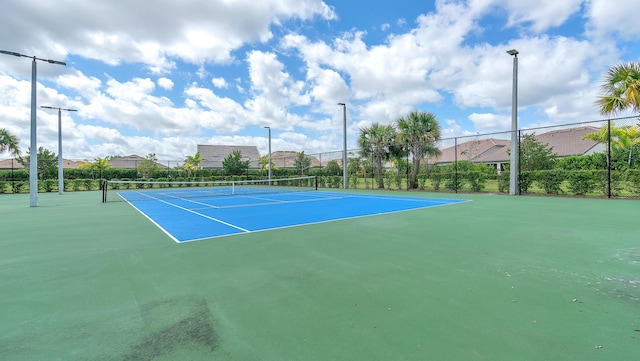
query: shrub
[
  {"left": 567, "top": 170, "right": 596, "bottom": 195},
  {"left": 518, "top": 171, "right": 535, "bottom": 193},
  {"left": 444, "top": 172, "right": 463, "bottom": 192},
  {"left": 42, "top": 179, "right": 56, "bottom": 192},
  {"left": 593, "top": 170, "right": 625, "bottom": 196},
  {"left": 465, "top": 171, "right": 486, "bottom": 192},
  {"left": 83, "top": 179, "right": 95, "bottom": 191},
  {"left": 498, "top": 171, "right": 509, "bottom": 193},
  {"left": 0, "top": 181, "right": 7, "bottom": 194},
  {"left": 627, "top": 170, "right": 640, "bottom": 194},
  {"left": 329, "top": 176, "right": 341, "bottom": 188},
  {"left": 72, "top": 179, "right": 83, "bottom": 191},
  {"left": 349, "top": 175, "right": 359, "bottom": 189},
  {"left": 417, "top": 173, "right": 428, "bottom": 190},
  {"left": 12, "top": 181, "right": 26, "bottom": 193},
  {"left": 536, "top": 169, "right": 565, "bottom": 194},
  {"left": 430, "top": 172, "right": 443, "bottom": 191}
]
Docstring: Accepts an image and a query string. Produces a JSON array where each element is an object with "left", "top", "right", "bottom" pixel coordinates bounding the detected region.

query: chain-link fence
[
  {"left": 308, "top": 116, "right": 639, "bottom": 198},
  {"left": 1, "top": 116, "right": 639, "bottom": 198}
]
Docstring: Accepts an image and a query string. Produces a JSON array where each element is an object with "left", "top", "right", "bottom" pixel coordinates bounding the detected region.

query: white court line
[
  {"left": 127, "top": 191, "right": 250, "bottom": 233},
  {"left": 211, "top": 194, "right": 345, "bottom": 209},
  {"left": 180, "top": 198, "right": 473, "bottom": 243}
]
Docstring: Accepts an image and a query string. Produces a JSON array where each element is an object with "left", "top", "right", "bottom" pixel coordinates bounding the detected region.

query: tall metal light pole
[
  {"left": 337, "top": 103, "right": 348, "bottom": 189},
  {"left": 507, "top": 49, "right": 519, "bottom": 196},
  {"left": 41, "top": 106, "right": 77, "bottom": 195},
  {"left": 0, "top": 50, "right": 66, "bottom": 206},
  {"left": 263, "top": 126, "right": 272, "bottom": 185}
]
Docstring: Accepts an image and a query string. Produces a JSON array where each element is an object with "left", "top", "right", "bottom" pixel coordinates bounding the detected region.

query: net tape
[{"left": 102, "top": 176, "right": 318, "bottom": 202}]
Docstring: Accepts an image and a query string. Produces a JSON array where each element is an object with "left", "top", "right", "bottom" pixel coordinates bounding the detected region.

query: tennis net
[{"left": 101, "top": 176, "right": 318, "bottom": 203}]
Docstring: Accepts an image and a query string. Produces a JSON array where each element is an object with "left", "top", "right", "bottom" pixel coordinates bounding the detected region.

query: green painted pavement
[{"left": 0, "top": 191, "right": 638, "bottom": 360}]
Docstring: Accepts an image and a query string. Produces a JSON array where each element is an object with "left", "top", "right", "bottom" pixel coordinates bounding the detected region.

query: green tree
[
  {"left": 80, "top": 157, "right": 113, "bottom": 179},
  {"left": 519, "top": 133, "right": 557, "bottom": 171},
  {"left": 294, "top": 151, "right": 311, "bottom": 175},
  {"left": 0, "top": 128, "right": 21, "bottom": 156},
  {"left": 596, "top": 62, "right": 640, "bottom": 115},
  {"left": 183, "top": 152, "right": 205, "bottom": 177},
  {"left": 138, "top": 153, "right": 160, "bottom": 178},
  {"left": 324, "top": 159, "right": 342, "bottom": 176},
  {"left": 358, "top": 123, "right": 397, "bottom": 188},
  {"left": 17, "top": 147, "right": 58, "bottom": 180},
  {"left": 617, "top": 125, "right": 640, "bottom": 167},
  {"left": 396, "top": 111, "right": 442, "bottom": 189},
  {"left": 584, "top": 123, "right": 640, "bottom": 168},
  {"left": 223, "top": 150, "right": 249, "bottom": 176}
]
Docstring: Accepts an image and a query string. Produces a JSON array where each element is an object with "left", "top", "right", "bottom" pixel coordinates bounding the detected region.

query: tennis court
[
  {"left": 110, "top": 180, "right": 467, "bottom": 242},
  {"left": 1, "top": 189, "right": 638, "bottom": 361}
]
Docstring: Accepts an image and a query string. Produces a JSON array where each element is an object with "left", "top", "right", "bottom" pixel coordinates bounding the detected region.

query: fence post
[
  {"left": 518, "top": 130, "right": 522, "bottom": 195},
  {"left": 607, "top": 119, "right": 611, "bottom": 198},
  {"left": 454, "top": 137, "right": 458, "bottom": 193},
  {"left": 406, "top": 152, "right": 409, "bottom": 191}
]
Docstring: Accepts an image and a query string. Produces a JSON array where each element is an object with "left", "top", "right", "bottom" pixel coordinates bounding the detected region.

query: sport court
[
  {"left": 113, "top": 184, "right": 467, "bottom": 242},
  {"left": 1, "top": 190, "right": 638, "bottom": 361}
]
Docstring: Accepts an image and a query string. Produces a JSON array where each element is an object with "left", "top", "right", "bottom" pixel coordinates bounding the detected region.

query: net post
[
  {"left": 101, "top": 179, "right": 107, "bottom": 203},
  {"left": 315, "top": 176, "right": 318, "bottom": 190}
]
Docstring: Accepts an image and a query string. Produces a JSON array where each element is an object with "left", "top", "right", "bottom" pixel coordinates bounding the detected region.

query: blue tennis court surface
[{"left": 120, "top": 190, "right": 468, "bottom": 243}]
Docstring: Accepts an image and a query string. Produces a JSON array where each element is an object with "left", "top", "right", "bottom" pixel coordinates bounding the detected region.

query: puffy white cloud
[
  {"left": 499, "top": 0, "right": 583, "bottom": 32},
  {"left": 0, "top": 0, "right": 336, "bottom": 73},
  {"left": 211, "top": 77, "right": 228, "bottom": 89},
  {"left": 586, "top": 0, "right": 640, "bottom": 40},
  {"left": 157, "top": 77, "right": 174, "bottom": 90}
]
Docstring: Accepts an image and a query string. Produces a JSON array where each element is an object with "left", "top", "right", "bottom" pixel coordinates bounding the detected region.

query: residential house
[{"left": 430, "top": 126, "right": 605, "bottom": 172}]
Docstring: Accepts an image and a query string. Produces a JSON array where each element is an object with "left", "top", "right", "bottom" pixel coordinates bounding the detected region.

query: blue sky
[{"left": 1, "top": 0, "right": 639, "bottom": 162}]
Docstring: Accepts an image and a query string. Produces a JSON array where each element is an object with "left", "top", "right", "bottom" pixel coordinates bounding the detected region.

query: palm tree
[
  {"left": 583, "top": 123, "right": 620, "bottom": 168},
  {"left": 0, "top": 128, "right": 21, "bottom": 156},
  {"left": 183, "top": 152, "right": 205, "bottom": 178},
  {"left": 596, "top": 62, "right": 640, "bottom": 115},
  {"left": 358, "top": 123, "right": 397, "bottom": 189},
  {"left": 396, "top": 111, "right": 442, "bottom": 189},
  {"left": 584, "top": 123, "right": 640, "bottom": 167},
  {"left": 617, "top": 125, "right": 640, "bottom": 167}
]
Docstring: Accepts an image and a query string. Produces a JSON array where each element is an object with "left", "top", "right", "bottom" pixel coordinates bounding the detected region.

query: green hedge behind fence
[{"left": 1, "top": 169, "right": 639, "bottom": 198}]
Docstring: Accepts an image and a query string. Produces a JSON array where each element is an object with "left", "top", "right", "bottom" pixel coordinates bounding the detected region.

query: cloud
[
  {"left": 0, "top": 0, "right": 336, "bottom": 73},
  {"left": 501, "top": 0, "right": 583, "bottom": 32},
  {"left": 157, "top": 77, "right": 174, "bottom": 90},
  {"left": 468, "top": 112, "right": 510, "bottom": 132},
  {"left": 586, "top": 0, "right": 640, "bottom": 40},
  {"left": 212, "top": 77, "right": 228, "bottom": 88}
]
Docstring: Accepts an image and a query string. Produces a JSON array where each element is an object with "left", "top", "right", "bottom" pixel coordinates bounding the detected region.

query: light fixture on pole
[
  {"left": 41, "top": 106, "right": 77, "bottom": 195},
  {"left": 506, "top": 49, "right": 519, "bottom": 196},
  {"left": 1, "top": 49, "right": 67, "bottom": 206},
  {"left": 337, "top": 103, "right": 348, "bottom": 189},
  {"left": 263, "top": 126, "right": 272, "bottom": 185}
]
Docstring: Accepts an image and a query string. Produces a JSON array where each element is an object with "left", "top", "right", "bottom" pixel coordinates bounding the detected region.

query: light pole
[
  {"left": 0, "top": 50, "right": 66, "bottom": 206},
  {"left": 337, "top": 103, "right": 348, "bottom": 189},
  {"left": 507, "top": 49, "right": 519, "bottom": 196},
  {"left": 263, "top": 126, "right": 272, "bottom": 185},
  {"left": 41, "top": 106, "right": 77, "bottom": 195}
]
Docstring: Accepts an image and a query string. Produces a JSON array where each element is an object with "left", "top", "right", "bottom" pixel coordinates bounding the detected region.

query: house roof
[
  {"left": 533, "top": 126, "right": 601, "bottom": 157},
  {"left": 197, "top": 145, "right": 261, "bottom": 169},
  {"left": 0, "top": 157, "right": 80, "bottom": 169},
  {"left": 270, "top": 151, "right": 321, "bottom": 168},
  {"left": 431, "top": 126, "right": 605, "bottom": 165},
  {"left": 0, "top": 158, "right": 26, "bottom": 169},
  {"left": 431, "top": 138, "right": 510, "bottom": 164},
  {"left": 107, "top": 155, "right": 168, "bottom": 169}
]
